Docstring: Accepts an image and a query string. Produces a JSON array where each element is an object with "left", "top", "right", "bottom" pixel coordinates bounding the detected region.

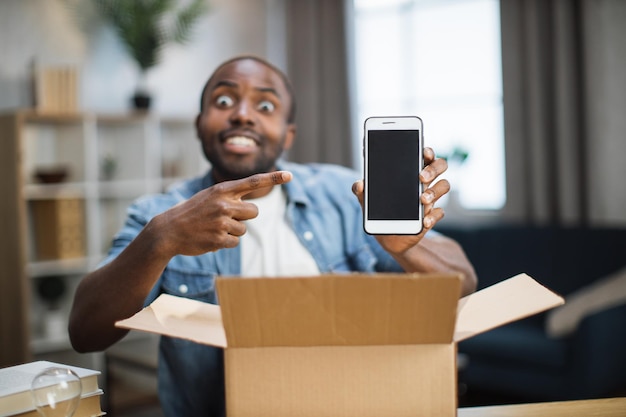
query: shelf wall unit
[{"left": 0, "top": 110, "right": 208, "bottom": 368}]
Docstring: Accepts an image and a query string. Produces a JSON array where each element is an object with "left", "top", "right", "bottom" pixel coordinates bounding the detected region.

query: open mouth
[
  {"left": 221, "top": 132, "right": 261, "bottom": 155},
  {"left": 225, "top": 135, "right": 257, "bottom": 148}
]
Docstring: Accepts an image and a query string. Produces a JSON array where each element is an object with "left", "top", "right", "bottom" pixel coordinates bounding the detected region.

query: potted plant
[{"left": 93, "top": 0, "right": 208, "bottom": 109}]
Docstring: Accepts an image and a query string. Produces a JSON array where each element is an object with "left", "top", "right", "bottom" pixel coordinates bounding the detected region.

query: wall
[{"left": 0, "top": 0, "right": 287, "bottom": 116}]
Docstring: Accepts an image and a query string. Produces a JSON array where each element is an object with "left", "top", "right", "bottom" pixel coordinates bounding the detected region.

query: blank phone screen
[{"left": 367, "top": 129, "right": 421, "bottom": 220}]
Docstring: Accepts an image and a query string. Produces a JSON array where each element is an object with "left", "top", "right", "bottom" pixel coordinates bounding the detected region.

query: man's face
[{"left": 196, "top": 59, "right": 295, "bottom": 182}]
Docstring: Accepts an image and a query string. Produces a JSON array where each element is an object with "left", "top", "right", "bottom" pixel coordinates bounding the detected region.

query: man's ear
[
  {"left": 283, "top": 123, "right": 296, "bottom": 150},
  {"left": 195, "top": 114, "right": 202, "bottom": 140}
]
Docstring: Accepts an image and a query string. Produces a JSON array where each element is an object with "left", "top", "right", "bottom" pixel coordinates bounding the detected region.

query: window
[{"left": 351, "top": 0, "right": 505, "bottom": 210}]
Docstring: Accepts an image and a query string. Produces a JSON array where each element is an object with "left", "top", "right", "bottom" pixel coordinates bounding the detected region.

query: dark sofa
[{"left": 435, "top": 224, "right": 626, "bottom": 403}]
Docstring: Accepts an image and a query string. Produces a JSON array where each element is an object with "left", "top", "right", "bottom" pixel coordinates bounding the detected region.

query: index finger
[{"left": 224, "top": 171, "right": 293, "bottom": 198}]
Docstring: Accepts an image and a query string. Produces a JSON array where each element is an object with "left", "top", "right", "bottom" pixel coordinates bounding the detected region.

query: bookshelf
[{"left": 0, "top": 110, "right": 208, "bottom": 369}]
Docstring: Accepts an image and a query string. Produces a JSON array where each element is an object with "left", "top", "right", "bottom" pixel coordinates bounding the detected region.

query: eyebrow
[
  {"left": 213, "top": 80, "right": 237, "bottom": 89},
  {"left": 213, "top": 81, "right": 281, "bottom": 99},
  {"left": 257, "top": 87, "right": 281, "bottom": 99}
]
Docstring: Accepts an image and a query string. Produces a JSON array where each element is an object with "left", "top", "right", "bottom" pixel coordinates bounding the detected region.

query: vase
[
  {"left": 132, "top": 71, "right": 152, "bottom": 110},
  {"left": 132, "top": 92, "right": 152, "bottom": 110}
]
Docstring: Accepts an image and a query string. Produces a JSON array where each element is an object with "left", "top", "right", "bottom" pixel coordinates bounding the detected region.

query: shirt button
[
  {"left": 178, "top": 284, "right": 189, "bottom": 294},
  {"left": 303, "top": 231, "right": 314, "bottom": 241}
]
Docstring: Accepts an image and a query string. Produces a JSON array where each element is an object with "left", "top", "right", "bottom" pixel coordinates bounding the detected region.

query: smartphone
[{"left": 363, "top": 116, "right": 424, "bottom": 235}]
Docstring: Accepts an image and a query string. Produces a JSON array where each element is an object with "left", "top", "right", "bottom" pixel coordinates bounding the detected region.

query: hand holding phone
[{"left": 363, "top": 116, "right": 424, "bottom": 235}]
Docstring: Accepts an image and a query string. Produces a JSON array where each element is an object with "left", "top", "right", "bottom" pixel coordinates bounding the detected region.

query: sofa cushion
[
  {"left": 436, "top": 225, "right": 626, "bottom": 295},
  {"left": 546, "top": 266, "right": 626, "bottom": 337},
  {"left": 439, "top": 224, "right": 626, "bottom": 402},
  {"left": 459, "top": 320, "right": 569, "bottom": 371}
]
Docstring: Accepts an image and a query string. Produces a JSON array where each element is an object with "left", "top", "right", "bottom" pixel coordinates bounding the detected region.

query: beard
[{"left": 202, "top": 134, "right": 287, "bottom": 182}]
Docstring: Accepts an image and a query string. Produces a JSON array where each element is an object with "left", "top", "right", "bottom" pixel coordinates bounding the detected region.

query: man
[{"left": 69, "top": 55, "right": 477, "bottom": 416}]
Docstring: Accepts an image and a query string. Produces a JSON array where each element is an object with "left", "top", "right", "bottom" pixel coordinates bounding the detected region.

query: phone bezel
[{"left": 363, "top": 116, "right": 424, "bottom": 235}]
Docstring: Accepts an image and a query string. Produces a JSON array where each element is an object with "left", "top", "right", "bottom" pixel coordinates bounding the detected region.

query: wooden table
[{"left": 458, "top": 397, "right": 626, "bottom": 417}]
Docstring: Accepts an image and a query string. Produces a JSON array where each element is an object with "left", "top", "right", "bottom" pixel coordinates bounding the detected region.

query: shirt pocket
[{"left": 161, "top": 265, "right": 218, "bottom": 303}]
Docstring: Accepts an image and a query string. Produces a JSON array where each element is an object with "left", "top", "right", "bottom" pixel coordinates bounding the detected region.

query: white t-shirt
[{"left": 240, "top": 185, "right": 320, "bottom": 277}]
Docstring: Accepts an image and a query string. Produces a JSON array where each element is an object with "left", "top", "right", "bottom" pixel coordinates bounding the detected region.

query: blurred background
[{"left": 1, "top": 0, "right": 625, "bottom": 415}]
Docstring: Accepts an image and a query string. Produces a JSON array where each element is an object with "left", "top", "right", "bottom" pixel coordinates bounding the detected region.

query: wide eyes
[
  {"left": 213, "top": 95, "right": 276, "bottom": 114},
  {"left": 257, "top": 100, "right": 275, "bottom": 113},
  {"left": 215, "top": 95, "right": 234, "bottom": 108}
]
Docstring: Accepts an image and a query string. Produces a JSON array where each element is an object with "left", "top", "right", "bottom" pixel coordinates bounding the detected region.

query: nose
[{"left": 229, "top": 99, "right": 254, "bottom": 126}]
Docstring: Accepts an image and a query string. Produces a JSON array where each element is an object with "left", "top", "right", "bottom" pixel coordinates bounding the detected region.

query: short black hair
[{"left": 199, "top": 55, "right": 297, "bottom": 123}]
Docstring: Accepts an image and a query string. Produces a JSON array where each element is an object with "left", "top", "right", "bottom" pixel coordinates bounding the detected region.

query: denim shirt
[{"left": 103, "top": 161, "right": 403, "bottom": 417}]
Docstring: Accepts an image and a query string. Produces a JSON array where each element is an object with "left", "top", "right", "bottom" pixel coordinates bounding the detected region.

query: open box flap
[
  {"left": 216, "top": 273, "right": 462, "bottom": 348},
  {"left": 454, "top": 273, "right": 565, "bottom": 342},
  {"left": 116, "top": 273, "right": 561, "bottom": 348},
  {"left": 116, "top": 293, "right": 227, "bottom": 348}
]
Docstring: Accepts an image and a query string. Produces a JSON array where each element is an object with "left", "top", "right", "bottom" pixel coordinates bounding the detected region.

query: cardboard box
[{"left": 117, "top": 273, "right": 564, "bottom": 417}]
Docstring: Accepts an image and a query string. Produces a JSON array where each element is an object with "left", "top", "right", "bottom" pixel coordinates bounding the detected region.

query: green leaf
[{"left": 90, "top": 0, "right": 209, "bottom": 71}]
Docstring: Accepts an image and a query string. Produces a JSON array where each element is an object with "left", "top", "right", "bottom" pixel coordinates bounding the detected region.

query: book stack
[{"left": 0, "top": 361, "right": 104, "bottom": 417}]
